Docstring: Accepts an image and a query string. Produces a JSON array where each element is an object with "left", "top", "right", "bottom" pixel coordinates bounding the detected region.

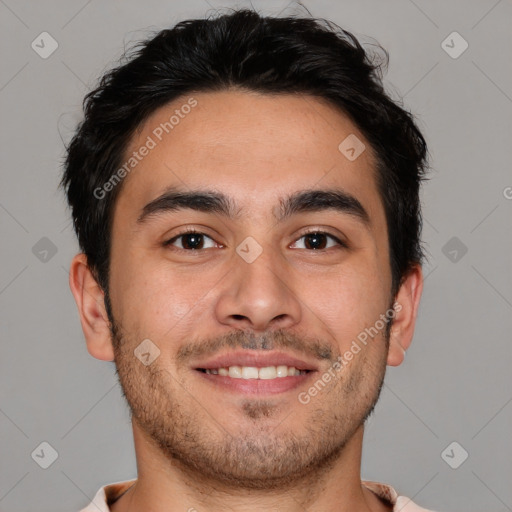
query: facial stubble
[{"left": 109, "top": 314, "right": 390, "bottom": 491}]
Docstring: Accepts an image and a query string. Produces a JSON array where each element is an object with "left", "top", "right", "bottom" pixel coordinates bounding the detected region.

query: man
[{"left": 62, "top": 8, "right": 435, "bottom": 512}]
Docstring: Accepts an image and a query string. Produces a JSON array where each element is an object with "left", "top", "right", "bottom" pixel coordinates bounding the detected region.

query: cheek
[
  {"left": 306, "top": 264, "right": 389, "bottom": 343},
  {"left": 110, "top": 256, "right": 220, "bottom": 340}
]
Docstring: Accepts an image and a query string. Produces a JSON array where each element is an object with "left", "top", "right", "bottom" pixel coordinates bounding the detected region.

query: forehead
[{"left": 115, "top": 89, "right": 384, "bottom": 225}]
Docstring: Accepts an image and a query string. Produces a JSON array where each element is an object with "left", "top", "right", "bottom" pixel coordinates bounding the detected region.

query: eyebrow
[{"left": 136, "top": 186, "right": 371, "bottom": 228}]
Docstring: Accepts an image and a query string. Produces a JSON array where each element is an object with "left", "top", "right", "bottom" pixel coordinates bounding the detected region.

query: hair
[{"left": 61, "top": 8, "right": 429, "bottom": 311}]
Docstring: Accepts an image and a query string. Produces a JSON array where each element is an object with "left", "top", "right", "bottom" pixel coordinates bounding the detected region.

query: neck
[{"left": 110, "top": 421, "right": 391, "bottom": 512}]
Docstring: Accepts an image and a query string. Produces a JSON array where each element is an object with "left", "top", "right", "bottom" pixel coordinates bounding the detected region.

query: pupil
[
  {"left": 184, "top": 234, "right": 203, "bottom": 249},
  {"left": 306, "top": 233, "right": 326, "bottom": 250}
]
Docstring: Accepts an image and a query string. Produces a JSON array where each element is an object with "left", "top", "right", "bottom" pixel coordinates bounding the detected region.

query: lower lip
[{"left": 195, "top": 370, "right": 316, "bottom": 395}]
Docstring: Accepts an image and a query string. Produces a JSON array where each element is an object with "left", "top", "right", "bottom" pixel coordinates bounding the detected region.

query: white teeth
[
  {"left": 241, "top": 366, "right": 259, "bottom": 379},
  {"left": 276, "top": 365, "right": 288, "bottom": 377},
  {"left": 228, "top": 366, "right": 242, "bottom": 378},
  {"left": 259, "top": 366, "right": 277, "bottom": 379},
  {"left": 204, "top": 365, "right": 308, "bottom": 379}
]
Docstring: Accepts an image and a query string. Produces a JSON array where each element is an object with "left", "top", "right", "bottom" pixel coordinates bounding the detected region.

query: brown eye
[
  {"left": 164, "top": 232, "right": 217, "bottom": 250},
  {"left": 291, "top": 231, "right": 345, "bottom": 250}
]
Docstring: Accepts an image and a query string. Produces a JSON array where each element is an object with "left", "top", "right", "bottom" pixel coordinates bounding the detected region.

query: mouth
[
  {"left": 197, "top": 365, "right": 310, "bottom": 378},
  {"left": 192, "top": 350, "right": 318, "bottom": 395}
]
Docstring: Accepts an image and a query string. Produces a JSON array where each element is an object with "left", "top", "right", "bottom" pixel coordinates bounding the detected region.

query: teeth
[
  {"left": 241, "top": 366, "right": 259, "bottom": 379},
  {"left": 259, "top": 366, "right": 277, "bottom": 379},
  {"left": 276, "top": 365, "right": 288, "bottom": 377},
  {"left": 228, "top": 366, "right": 242, "bottom": 378},
  {"left": 203, "top": 365, "right": 308, "bottom": 379}
]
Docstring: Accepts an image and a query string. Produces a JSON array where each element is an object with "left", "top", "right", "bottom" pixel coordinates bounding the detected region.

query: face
[{"left": 104, "top": 90, "right": 397, "bottom": 488}]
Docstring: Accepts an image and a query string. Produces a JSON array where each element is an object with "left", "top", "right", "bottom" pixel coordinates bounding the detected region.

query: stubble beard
[{"left": 109, "top": 317, "right": 388, "bottom": 491}]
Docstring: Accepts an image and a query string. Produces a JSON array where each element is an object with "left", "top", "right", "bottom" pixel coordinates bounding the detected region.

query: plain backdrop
[{"left": 1, "top": 1, "right": 511, "bottom": 511}]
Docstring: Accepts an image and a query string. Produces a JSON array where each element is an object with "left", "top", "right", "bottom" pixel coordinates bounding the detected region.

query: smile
[{"left": 198, "top": 365, "right": 310, "bottom": 379}]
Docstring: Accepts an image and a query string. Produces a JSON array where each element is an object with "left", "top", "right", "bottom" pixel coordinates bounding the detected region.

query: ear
[
  {"left": 387, "top": 264, "right": 423, "bottom": 367},
  {"left": 69, "top": 253, "right": 115, "bottom": 361}
]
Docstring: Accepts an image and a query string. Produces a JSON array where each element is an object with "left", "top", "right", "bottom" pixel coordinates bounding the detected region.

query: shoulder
[
  {"left": 362, "top": 480, "right": 438, "bottom": 512},
  {"left": 78, "top": 479, "right": 137, "bottom": 512}
]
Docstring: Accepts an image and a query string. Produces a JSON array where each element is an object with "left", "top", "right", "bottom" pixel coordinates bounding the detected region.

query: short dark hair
[{"left": 61, "top": 8, "right": 428, "bottom": 302}]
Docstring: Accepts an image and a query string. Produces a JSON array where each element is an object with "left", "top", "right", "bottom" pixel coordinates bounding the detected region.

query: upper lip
[{"left": 192, "top": 350, "right": 320, "bottom": 371}]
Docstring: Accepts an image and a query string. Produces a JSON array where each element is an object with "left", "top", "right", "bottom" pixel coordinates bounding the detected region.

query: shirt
[{"left": 79, "top": 478, "right": 436, "bottom": 511}]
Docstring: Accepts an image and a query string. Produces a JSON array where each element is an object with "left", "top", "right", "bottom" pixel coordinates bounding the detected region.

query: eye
[
  {"left": 164, "top": 230, "right": 219, "bottom": 251},
  {"left": 290, "top": 231, "right": 346, "bottom": 250},
  {"left": 163, "top": 229, "right": 346, "bottom": 252}
]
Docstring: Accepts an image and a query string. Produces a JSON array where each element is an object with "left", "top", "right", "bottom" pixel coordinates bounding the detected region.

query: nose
[{"left": 214, "top": 247, "right": 302, "bottom": 332}]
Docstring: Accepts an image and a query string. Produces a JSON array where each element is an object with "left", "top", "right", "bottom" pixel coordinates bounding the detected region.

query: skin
[{"left": 69, "top": 90, "right": 423, "bottom": 512}]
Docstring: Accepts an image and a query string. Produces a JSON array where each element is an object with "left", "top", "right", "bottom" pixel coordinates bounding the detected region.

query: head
[{"left": 63, "top": 9, "right": 427, "bottom": 488}]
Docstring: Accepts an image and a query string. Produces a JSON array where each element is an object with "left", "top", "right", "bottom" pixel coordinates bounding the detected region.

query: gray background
[{"left": 1, "top": 0, "right": 511, "bottom": 511}]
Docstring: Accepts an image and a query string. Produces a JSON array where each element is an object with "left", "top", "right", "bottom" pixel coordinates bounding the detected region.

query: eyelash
[{"left": 163, "top": 228, "right": 347, "bottom": 252}]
